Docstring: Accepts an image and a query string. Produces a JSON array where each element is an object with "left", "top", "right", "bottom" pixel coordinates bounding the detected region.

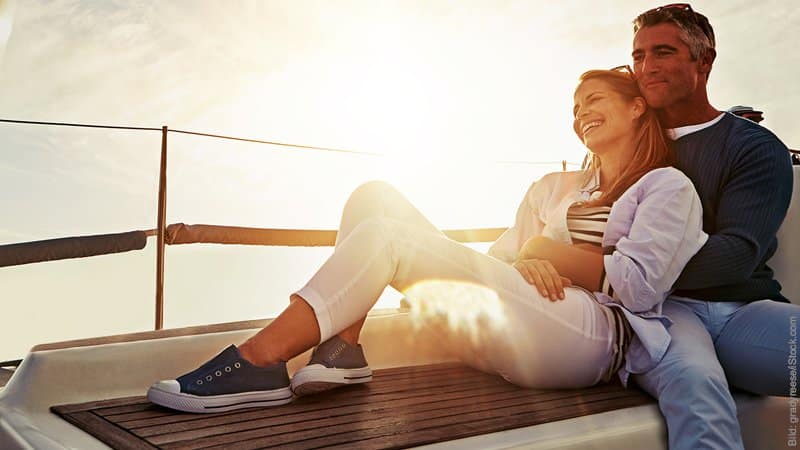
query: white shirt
[
  {"left": 489, "top": 167, "right": 708, "bottom": 383},
  {"left": 666, "top": 112, "right": 725, "bottom": 140}
]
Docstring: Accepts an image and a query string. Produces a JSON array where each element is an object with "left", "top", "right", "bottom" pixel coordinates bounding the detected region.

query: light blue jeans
[{"left": 634, "top": 296, "right": 799, "bottom": 450}]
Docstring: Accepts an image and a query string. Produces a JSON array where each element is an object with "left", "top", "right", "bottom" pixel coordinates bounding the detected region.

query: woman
[{"left": 147, "top": 68, "right": 707, "bottom": 413}]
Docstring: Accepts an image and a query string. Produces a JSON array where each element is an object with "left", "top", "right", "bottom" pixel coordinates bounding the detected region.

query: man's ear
[{"left": 699, "top": 48, "right": 716, "bottom": 75}]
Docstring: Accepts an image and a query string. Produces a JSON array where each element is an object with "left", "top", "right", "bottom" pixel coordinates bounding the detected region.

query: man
[{"left": 630, "top": 4, "right": 795, "bottom": 450}]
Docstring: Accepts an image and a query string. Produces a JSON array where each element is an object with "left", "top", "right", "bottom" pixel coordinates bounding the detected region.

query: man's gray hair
[{"left": 633, "top": 7, "right": 716, "bottom": 61}]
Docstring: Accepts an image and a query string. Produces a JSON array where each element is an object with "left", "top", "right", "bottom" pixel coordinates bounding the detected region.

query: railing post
[{"left": 155, "top": 126, "right": 168, "bottom": 330}]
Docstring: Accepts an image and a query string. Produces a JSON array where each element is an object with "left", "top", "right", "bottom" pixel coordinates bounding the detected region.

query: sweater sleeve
[
  {"left": 674, "top": 137, "right": 793, "bottom": 290},
  {"left": 488, "top": 181, "right": 545, "bottom": 263}
]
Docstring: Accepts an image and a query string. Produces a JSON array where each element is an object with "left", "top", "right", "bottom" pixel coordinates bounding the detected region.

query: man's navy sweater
[{"left": 671, "top": 113, "right": 793, "bottom": 302}]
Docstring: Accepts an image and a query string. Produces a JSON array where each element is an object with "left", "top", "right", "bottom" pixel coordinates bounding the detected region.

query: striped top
[
  {"left": 567, "top": 201, "right": 632, "bottom": 379},
  {"left": 566, "top": 203, "right": 615, "bottom": 299}
]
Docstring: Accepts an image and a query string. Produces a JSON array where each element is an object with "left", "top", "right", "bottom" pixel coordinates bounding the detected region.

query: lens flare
[{"left": 402, "top": 279, "right": 507, "bottom": 347}]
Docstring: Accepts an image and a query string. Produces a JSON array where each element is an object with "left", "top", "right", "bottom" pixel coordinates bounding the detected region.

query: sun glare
[
  {"left": 401, "top": 279, "right": 524, "bottom": 378},
  {"left": 164, "top": 2, "right": 601, "bottom": 232},
  {"left": 403, "top": 280, "right": 508, "bottom": 345}
]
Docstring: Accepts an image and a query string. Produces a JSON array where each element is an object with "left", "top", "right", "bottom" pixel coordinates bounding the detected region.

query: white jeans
[{"left": 295, "top": 181, "right": 615, "bottom": 388}]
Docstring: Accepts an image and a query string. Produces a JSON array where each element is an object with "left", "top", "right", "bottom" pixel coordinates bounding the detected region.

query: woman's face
[{"left": 573, "top": 78, "right": 642, "bottom": 155}]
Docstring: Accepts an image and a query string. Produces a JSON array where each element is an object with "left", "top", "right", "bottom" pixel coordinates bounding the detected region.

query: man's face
[{"left": 632, "top": 23, "right": 707, "bottom": 110}]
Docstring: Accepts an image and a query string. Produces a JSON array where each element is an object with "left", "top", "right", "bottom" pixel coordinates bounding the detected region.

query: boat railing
[
  {"left": 2, "top": 118, "right": 798, "bottom": 330},
  {"left": 0, "top": 118, "right": 577, "bottom": 331}
]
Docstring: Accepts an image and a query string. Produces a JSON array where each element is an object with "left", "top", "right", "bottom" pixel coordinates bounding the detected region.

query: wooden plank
[
  {"left": 0, "top": 368, "right": 13, "bottom": 388},
  {"left": 103, "top": 363, "right": 492, "bottom": 424},
  {"left": 51, "top": 396, "right": 149, "bottom": 415},
  {"left": 57, "top": 411, "right": 158, "bottom": 450},
  {"left": 322, "top": 396, "right": 653, "bottom": 450},
  {"left": 52, "top": 364, "right": 654, "bottom": 450},
  {"left": 155, "top": 383, "right": 646, "bottom": 448},
  {"left": 143, "top": 382, "right": 522, "bottom": 444},
  {"left": 158, "top": 388, "right": 633, "bottom": 449},
  {"left": 181, "top": 391, "right": 650, "bottom": 450},
  {"left": 115, "top": 370, "right": 507, "bottom": 428},
  {"left": 136, "top": 374, "right": 628, "bottom": 441}
]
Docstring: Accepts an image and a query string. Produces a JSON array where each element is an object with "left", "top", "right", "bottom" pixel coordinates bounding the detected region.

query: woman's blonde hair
[{"left": 574, "top": 69, "right": 674, "bottom": 206}]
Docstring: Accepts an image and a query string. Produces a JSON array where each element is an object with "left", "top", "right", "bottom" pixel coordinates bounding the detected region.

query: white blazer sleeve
[
  {"left": 603, "top": 169, "right": 708, "bottom": 313},
  {"left": 488, "top": 181, "right": 545, "bottom": 263}
]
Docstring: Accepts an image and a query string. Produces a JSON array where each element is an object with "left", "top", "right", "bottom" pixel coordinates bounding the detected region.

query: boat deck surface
[
  {"left": 0, "top": 368, "right": 13, "bottom": 388},
  {"left": 51, "top": 363, "right": 653, "bottom": 450}
]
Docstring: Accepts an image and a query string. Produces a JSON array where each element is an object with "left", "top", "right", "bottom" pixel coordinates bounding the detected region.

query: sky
[{"left": 0, "top": 0, "right": 798, "bottom": 361}]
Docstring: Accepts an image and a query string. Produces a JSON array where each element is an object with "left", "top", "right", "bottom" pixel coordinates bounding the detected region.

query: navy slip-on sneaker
[
  {"left": 291, "top": 335, "right": 372, "bottom": 397},
  {"left": 147, "top": 345, "right": 292, "bottom": 413}
]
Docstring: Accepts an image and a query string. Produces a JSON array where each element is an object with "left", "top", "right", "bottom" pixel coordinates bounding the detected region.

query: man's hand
[{"left": 513, "top": 258, "right": 573, "bottom": 301}]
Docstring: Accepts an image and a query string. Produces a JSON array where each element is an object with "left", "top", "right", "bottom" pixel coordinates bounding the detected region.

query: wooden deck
[
  {"left": 0, "top": 368, "right": 12, "bottom": 388},
  {"left": 51, "top": 363, "right": 654, "bottom": 449}
]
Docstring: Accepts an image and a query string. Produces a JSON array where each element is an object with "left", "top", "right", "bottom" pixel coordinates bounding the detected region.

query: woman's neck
[
  {"left": 596, "top": 144, "right": 634, "bottom": 190},
  {"left": 598, "top": 161, "right": 620, "bottom": 190}
]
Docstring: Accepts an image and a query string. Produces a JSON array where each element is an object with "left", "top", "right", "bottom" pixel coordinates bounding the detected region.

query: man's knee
[{"left": 657, "top": 363, "right": 733, "bottom": 406}]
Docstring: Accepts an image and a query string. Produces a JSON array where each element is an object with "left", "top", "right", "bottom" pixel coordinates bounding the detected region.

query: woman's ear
[{"left": 631, "top": 96, "right": 646, "bottom": 120}]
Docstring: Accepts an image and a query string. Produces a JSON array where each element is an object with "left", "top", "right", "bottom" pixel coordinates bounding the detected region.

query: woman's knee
[
  {"left": 347, "top": 180, "right": 398, "bottom": 207},
  {"left": 339, "top": 181, "right": 401, "bottom": 241},
  {"left": 349, "top": 216, "right": 391, "bottom": 239}
]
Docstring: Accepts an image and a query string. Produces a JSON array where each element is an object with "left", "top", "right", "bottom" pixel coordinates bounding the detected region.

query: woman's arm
[
  {"left": 603, "top": 169, "right": 707, "bottom": 312},
  {"left": 488, "top": 180, "right": 545, "bottom": 263},
  {"left": 517, "top": 236, "right": 604, "bottom": 291}
]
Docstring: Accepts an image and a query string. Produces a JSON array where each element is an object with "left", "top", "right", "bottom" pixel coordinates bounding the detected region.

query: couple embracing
[{"left": 148, "top": 5, "right": 794, "bottom": 449}]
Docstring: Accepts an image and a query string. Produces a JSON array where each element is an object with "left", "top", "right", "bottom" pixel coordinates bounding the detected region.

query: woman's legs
[
  {"left": 238, "top": 295, "right": 322, "bottom": 367},
  {"left": 332, "top": 181, "right": 444, "bottom": 344},
  {"left": 240, "top": 181, "right": 443, "bottom": 366},
  {"left": 244, "top": 212, "right": 615, "bottom": 387},
  {"left": 150, "top": 182, "right": 616, "bottom": 412},
  {"left": 334, "top": 180, "right": 442, "bottom": 245}
]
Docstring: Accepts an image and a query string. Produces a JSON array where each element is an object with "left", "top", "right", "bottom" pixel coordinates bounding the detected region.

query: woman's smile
[
  {"left": 581, "top": 120, "right": 603, "bottom": 138},
  {"left": 573, "top": 78, "right": 640, "bottom": 153}
]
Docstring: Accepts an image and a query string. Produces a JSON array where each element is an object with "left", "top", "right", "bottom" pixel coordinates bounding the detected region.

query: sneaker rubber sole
[
  {"left": 147, "top": 385, "right": 293, "bottom": 413},
  {"left": 291, "top": 364, "right": 373, "bottom": 396}
]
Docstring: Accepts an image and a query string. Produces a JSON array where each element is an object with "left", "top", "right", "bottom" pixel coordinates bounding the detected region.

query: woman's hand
[{"left": 513, "top": 258, "right": 572, "bottom": 301}]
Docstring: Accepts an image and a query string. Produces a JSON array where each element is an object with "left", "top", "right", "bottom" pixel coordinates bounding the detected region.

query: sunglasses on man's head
[
  {"left": 647, "top": 3, "right": 693, "bottom": 14},
  {"left": 641, "top": 3, "right": 714, "bottom": 44}
]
